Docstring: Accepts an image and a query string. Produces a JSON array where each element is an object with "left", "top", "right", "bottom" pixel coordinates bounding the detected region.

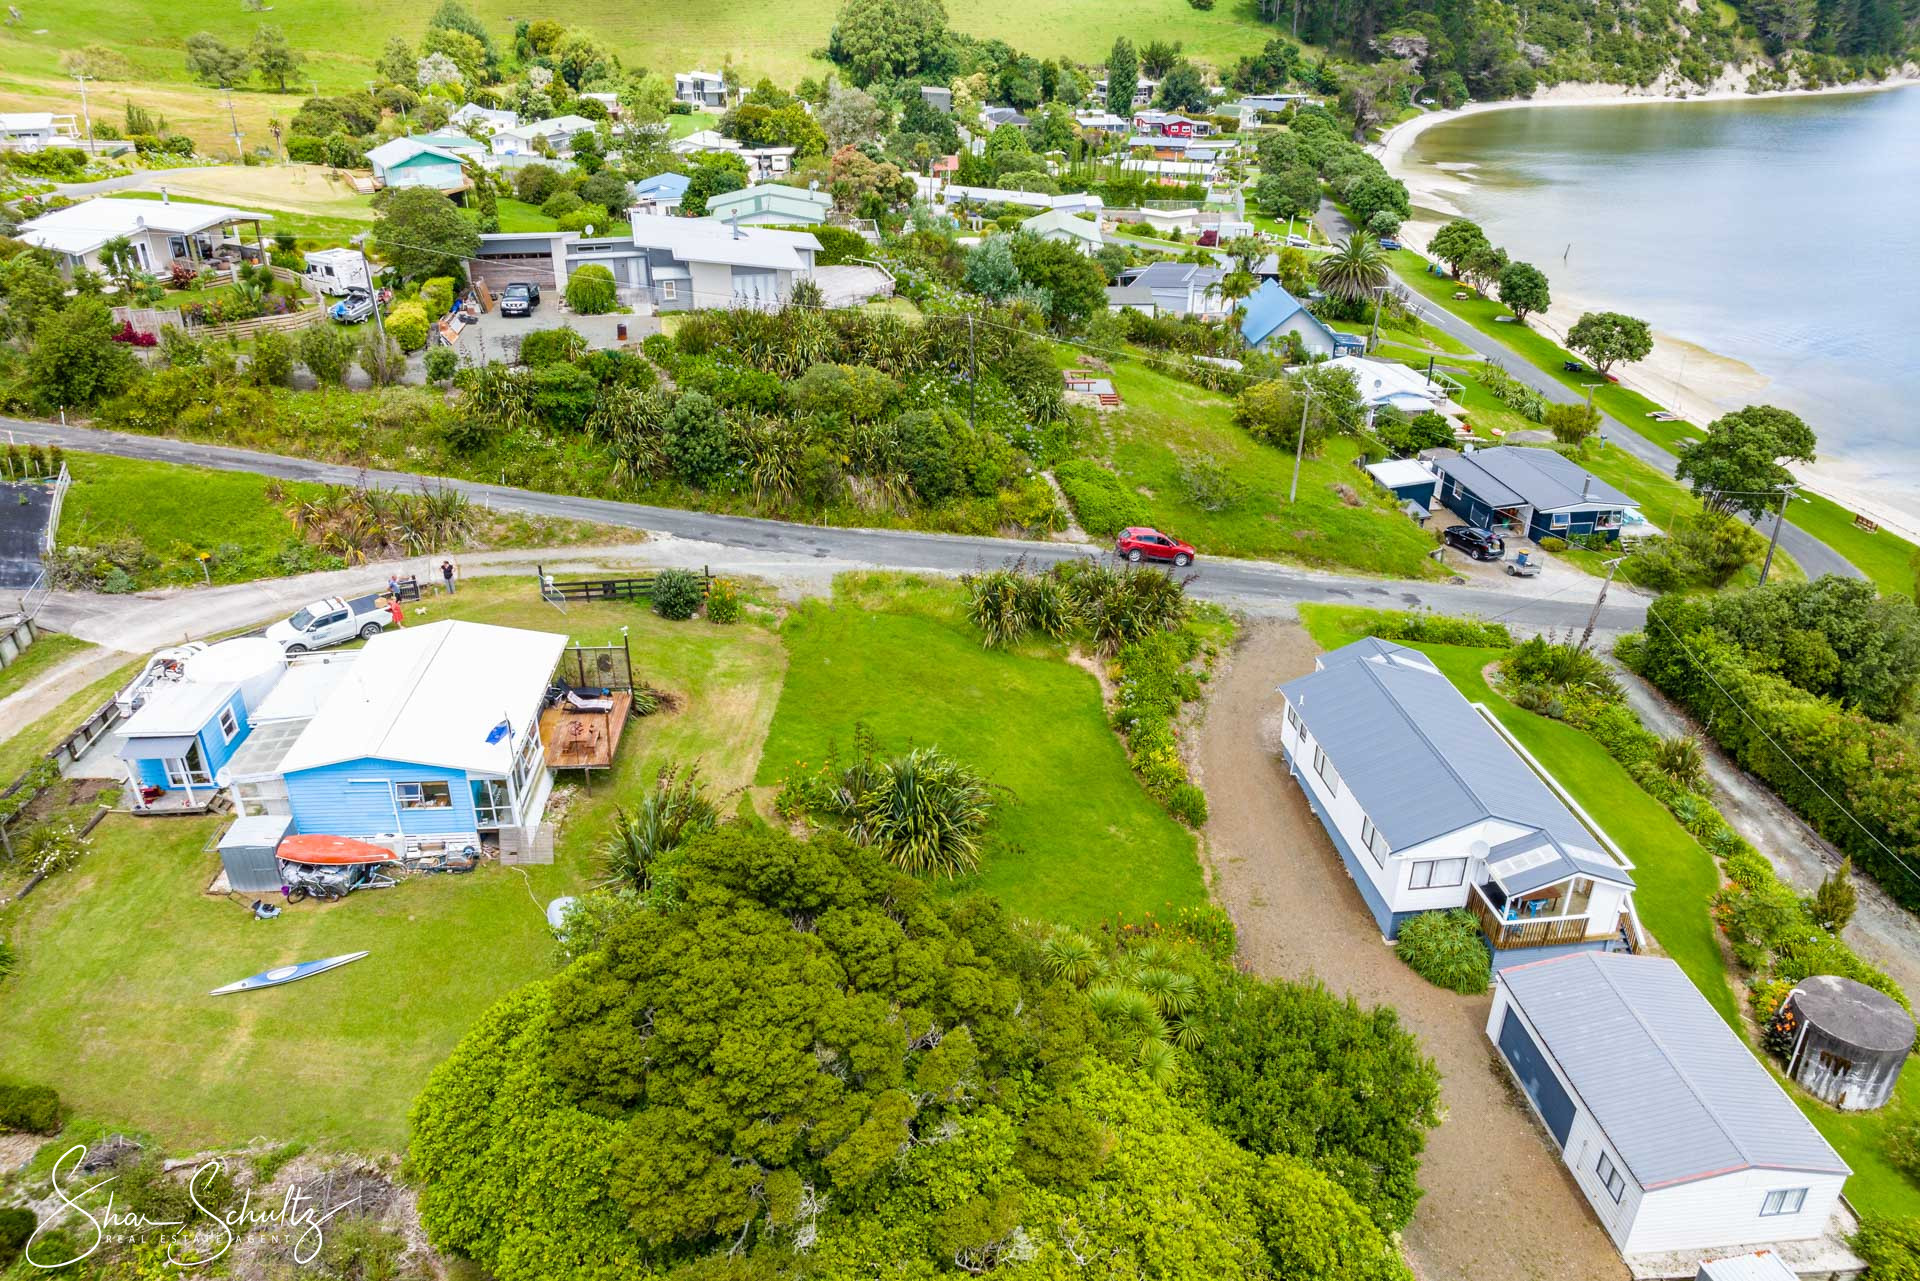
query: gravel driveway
[{"left": 1193, "top": 620, "right": 1627, "bottom": 1281}]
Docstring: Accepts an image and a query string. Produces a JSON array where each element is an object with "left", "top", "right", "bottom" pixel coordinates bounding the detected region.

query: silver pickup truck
[{"left": 265, "top": 594, "right": 391, "bottom": 653}]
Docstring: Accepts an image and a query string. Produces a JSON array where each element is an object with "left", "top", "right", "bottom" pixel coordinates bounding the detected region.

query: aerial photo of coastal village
[{"left": 0, "top": 0, "right": 1915, "bottom": 1275}]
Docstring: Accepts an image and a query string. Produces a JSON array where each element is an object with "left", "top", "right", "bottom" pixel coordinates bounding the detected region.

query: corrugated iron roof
[
  {"left": 1433, "top": 446, "right": 1635, "bottom": 512},
  {"left": 1501, "top": 952, "right": 1850, "bottom": 1189}
]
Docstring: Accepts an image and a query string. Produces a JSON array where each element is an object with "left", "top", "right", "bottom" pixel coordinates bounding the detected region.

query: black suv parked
[
  {"left": 1443, "top": 525, "right": 1506, "bottom": 560},
  {"left": 498, "top": 282, "right": 540, "bottom": 316}
]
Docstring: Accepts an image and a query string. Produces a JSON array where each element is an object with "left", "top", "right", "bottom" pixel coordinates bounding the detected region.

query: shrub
[
  {"left": 424, "top": 345, "right": 459, "bottom": 383},
  {"left": 0, "top": 1207, "right": 33, "bottom": 1268},
  {"left": 540, "top": 189, "right": 583, "bottom": 219},
  {"left": 1393, "top": 910, "right": 1490, "bottom": 994},
  {"left": 248, "top": 329, "right": 294, "bottom": 387},
  {"left": 814, "top": 742, "right": 994, "bottom": 878},
  {"left": 651, "top": 568, "right": 704, "bottom": 620},
  {"left": 1538, "top": 535, "right": 1568, "bottom": 551},
  {"left": 1811, "top": 859, "right": 1858, "bottom": 931},
  {"left": 0, "top": 1080, "right": 64, "bottom": 1134},
  {"left": 564, "top": 263, "right": 618, "bottom": 314},
  {"left": 526, "top": 363, "right": 597, "bottom": 430},
  {"left": 385, "top": 301, "right": 430, "bottom": 352},
  {"left": 557, "top": 203, "right": 613, "bottom": 235},
  {"left": 1887, "top": 1116, "right": 1920, "bottom": 1182},
  {"left": 1854, "top": 1216, "right": 1920, "bottom": 1281},
  {"left": 1053, "top": 459, "right": 1148, "bottom": 538},
  {"left": 704, "top": 577, "right": 741, "bottom": 623},
  {"left": 518, "top": 326, "right": 589, "bottom": 368},
  {"left": 420, "top": 276, "right": 456, "bottom": 317}
]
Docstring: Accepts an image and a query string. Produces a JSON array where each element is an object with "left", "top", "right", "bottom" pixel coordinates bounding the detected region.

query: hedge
[
  {"left": 1624, "top": 609, "right": 1920, "bottom": 913},
  {"left": 0, "top": 1080, "right": 64, "bottom": 1134},
  {"left": 1053, "top": 459, "right": 1148, "bottom": 539}
]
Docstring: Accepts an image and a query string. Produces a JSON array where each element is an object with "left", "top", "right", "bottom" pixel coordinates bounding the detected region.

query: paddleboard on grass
[{"left": 210, "top": 951, "right": 369, "bottom": 996}]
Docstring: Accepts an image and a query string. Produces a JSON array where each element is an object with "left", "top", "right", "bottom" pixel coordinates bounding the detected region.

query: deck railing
[{"left": 1469, "top": 883, "right": 1613, "bottom": 951}]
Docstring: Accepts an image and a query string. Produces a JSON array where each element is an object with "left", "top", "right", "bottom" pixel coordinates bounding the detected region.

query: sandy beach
[{"left": 1374, "top": 75, "right": 1920, "bottom": 543}]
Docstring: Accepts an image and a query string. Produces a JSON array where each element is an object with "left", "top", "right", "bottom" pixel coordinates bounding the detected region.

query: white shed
[{"left": 1490, "top": 951, "right": 1850, "bottom": 1258}]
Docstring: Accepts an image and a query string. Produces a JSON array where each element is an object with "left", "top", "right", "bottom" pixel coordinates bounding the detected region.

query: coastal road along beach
[
  {"left": 1314, "top": 200, "right": 1863, "bottom": 584},
  {"left": 1, "top": 418, "right": 1653, "bottom": 640}
]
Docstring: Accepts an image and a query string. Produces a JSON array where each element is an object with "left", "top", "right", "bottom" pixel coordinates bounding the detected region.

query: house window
[
  {"left": 218, "top": 706, "right": 239, "bottom": 742},
  {"left": 659, "top": 280, "right": 677, "bottom": 301},
  {"left": 1595, "top": 1152, "right": 1626, "bottom": 1203},
  {"left": 1551, "top": 512, "right": 1570, "bottom": 528},
  {"left": 1311, "top": 744, "right": 1340, "bottom": 797},
  {"left": 395, "top": 780, "right": 453, "bottom": 809},
  {"left": 1409, "top": 858, "right": 1466, "bottom": 889},
  {"left": 1761, "top": 1188, "right": 1807, "bottom": 1217},
  {"left": 1359, "top": 816, "right": 1386, "bottom": 866},
  {"left": 1285, "top": 704, "right": 1302, "bottom": 735}
]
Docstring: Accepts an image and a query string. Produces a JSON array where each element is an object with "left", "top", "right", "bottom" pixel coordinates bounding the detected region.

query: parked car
[
  {"left": 1562, "top": 359, "right": 1589, "bottom": 373},
  {"left": 1443, "top": 525, "right": 1506, "bottom": 561},
  {"left": 1379, "top": 237, "right": 1401, "bottom": 250},
  {"left": 265, "top": 595, "right": 392, "bottom": 653},
  {"left": 1284, "top": 233, "right": 1312, "bottom": 249},
  {"left": 330, "top": 288, "right": 375, "bottom": 325},
  {"left": 1116, "top": 526, "right": 1196, "bottom": 567},
  {"left": 498, "top": 282, "right": 540, "bottom": 316}
]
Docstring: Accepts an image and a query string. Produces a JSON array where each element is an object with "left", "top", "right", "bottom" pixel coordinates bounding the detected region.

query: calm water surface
[{"left": 1407, "top": 88, "right": 1920, "bottom": 501}]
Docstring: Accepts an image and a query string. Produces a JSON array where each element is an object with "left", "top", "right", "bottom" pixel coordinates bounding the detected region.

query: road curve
[
  {"left": 1313, "top": 200, "right": 1862, "bottom": 583},
  {"left": 2, "top": 417, "right": 1650, "bottom": 634}
]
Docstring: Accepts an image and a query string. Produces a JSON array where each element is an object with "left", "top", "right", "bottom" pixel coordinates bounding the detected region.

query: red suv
[{"left": 1116, "top": 526, "right": 1196, "bottom": 567}]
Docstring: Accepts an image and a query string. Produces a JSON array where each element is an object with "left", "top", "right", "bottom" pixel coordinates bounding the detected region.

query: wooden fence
[
  {"left": 190, "top": 307, "right": 322, "bottom": 342},
  {"left": 535, "top": 565, "right": 712, "bottom": 603}
]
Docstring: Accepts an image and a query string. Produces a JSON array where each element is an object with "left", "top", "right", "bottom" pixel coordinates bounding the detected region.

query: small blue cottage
[
  {"left": 1430, "top": 446, "right": 1638, "bottom": 544},
  {"left": 118, "top": 637, "right": 287, "bottom": 812},
  {"left": 273, "top": 620, "right": 568, "bottom": 849},
  {"left": 1239, "top": 280, "right": 1367, "bottom": 360}
]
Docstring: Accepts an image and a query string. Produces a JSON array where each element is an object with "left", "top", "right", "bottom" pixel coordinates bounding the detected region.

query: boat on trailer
[{"left": 209, "top": 950, "right": 369, "bottom": 996}]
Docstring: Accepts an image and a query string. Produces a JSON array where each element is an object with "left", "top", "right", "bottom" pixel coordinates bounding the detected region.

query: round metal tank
[
  {"left": 1784, "top": 975, "right": 1914, "bottom": 1111},
  {"left": 184, "top": 637, "right": 286, "bottom": 712}
]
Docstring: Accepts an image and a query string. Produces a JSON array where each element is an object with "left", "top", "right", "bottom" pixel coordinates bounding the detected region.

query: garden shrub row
[
  {"left": 1352, "top": 607, "right": 1514, "bottom": 650},
  {"left": 1110, "top": 626, "right": 1214, "bottom": 827}
]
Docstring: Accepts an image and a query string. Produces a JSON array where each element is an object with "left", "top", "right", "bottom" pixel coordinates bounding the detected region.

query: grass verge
[{"left": 0, "top": 634, "right": 94, "bottom": 703}]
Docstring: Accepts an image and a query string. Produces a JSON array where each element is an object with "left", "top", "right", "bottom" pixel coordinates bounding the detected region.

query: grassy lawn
[
  {"left": 0, "top": 634, "right": 93, "bottom": 703},
  {"left": 110, "top": 177, "right": 375, "bottom": 247},
  {"left": 1298, "top": 602, "right": 1920, "bottom": 1217},
  {"left": 753, "top": 574, "right": 1206, "bottom": 926},
  {"left": 0, "top": 654, "right": 146, "bottom": 785},
  {"left": 668, "top": 111, "right": 721, "bottom": 139},
  {"left": 1786, "top": 489, "right": 1917, "bottom": 599},
  {"left": 1092, "top": 355, "right": 1445, "bottom": 579},
  {"left": 465, "top": 198, "right": 632, "bottom": 238},
  {"left": 150, "top": 278, "right": 309, "bottom": 312}
]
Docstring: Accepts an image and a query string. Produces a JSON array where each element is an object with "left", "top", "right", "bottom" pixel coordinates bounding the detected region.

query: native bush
[
  {"left": 0, "top": 1080, "right": 64, "bottom": 1134},
  {"left": 518, "top": 326, "right": 590, "bottom": 368},
  {"left": 809, "top": 739, "right": 994, "bottom": 878},
  {"left": 424, "top": 345, "right": 459, "bottom": 383},
  {"left": 0, "top": 1207, "right": 33, "bottom": 1269},
  {"left": 650, "top": 567, "right": 704, "bottom": 620},
  {"left": 526, "top": 363, "right": 597, "bottom": 430},
  {"left": 1393, "top": 910, "right": 1491, "bottom": 994},
  {"left": 1854, "top": 1215, "right": 1920, "bottom": 1281},
  {"left": 598, "top": 762, "right": 715, "bottom": 894}
]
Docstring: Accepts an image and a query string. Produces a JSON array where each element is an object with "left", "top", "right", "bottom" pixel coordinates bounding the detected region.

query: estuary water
[{"left": 1398, "top": 87, "right": 1920, "bottom": 529}]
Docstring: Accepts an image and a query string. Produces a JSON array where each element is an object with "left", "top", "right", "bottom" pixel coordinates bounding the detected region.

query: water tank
[
  {"left": 185, "top": 637, "right": 287, "bottom": 712},
  {"left": 1784, "top": 975, "right": 1914, "bottom": 1111}
]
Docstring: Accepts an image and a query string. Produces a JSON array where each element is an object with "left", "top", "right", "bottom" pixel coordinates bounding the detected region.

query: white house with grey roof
[
  {"left": 1277, "top": 637, "right": 1637, "bottom": 957},
  {"left": 1491, "top": 951, "right": 1850, "bottom": 1258}
]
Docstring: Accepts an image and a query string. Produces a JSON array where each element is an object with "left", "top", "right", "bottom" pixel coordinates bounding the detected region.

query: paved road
[
  {"left": 50, "top": 166, "right": 233, "bottom": 198},
  {"left": 1313, "top": 201, "right": 1861, "bottom": 583},
  {"left": 1, "top": 418, "right": 1651, "bottom": 635}
]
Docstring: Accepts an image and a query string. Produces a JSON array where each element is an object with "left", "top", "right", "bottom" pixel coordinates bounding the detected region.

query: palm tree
[
  {"left": 1219, "top": 267, "right": 1258, "bottom": 312},
  {"left": 1315, "top": 231, "right": 1389, "bottom": 304},
  {"left": 99, "top": 235, "right": 139, "bottom": 295}
]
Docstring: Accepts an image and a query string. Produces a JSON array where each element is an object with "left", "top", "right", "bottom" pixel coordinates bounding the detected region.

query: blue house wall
[
  {"left": 284, "top": 756, "right": 480, "bottom": 837},
  {"left": 1525, "top": 508, "right": 1622, "bottom": 544},
  {"left": 131, "top": 688, "right": 251, "bottom": 792}
]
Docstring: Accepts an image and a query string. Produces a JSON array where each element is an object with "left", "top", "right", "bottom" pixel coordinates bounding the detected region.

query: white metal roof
[
  {"left": 119, "top": 680, "right": 239, "bottom": 738},
  {"left": 1365, "top": 458, "right": 1436, "bottom": 490},
  {"left": 1322, "top": 356, "right": 1444, "bottom": 406},
  {"left": 0, "top": 113, "right": 55, "bottom": 130},
  {"left": 629, "top": 217, "right": 821, "bottom": 271},
  {"left": 250, "top": 654, "right": 356, "bottom": 722},
  {"left": 278, "top": 621, "right": 566, "bottom": 777},
  {"left": 1696, "top": 1251, "right": 1802, "bottom": 1281},
  {"left": 365, "top": 137, "right": 465, "bottom": 169},
  {"left": 19, "top": 197, "right": 268, "bottom": 257}
]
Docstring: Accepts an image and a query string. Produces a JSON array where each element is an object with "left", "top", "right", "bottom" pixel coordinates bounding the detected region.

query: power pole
[
  {"left": 355, "top": 239, "right": 391, "bottom": 385},
  {"left": 223, "top": 85, "right": 243, "bottom": 159},
  {"left": 1288, "top": 383, "right": 1314, "bottom": 504},
  {"left": 72, "top": 74, "right": 94, "bottom": 147},
  {"left": 966, "top": 314, "right": 977, "bottom": 432},
  {"left": 1366, "top": 284, "right": 1385, "bottom": 353},
  {"left": 1579, "top": 555, "right": 1627, "bottom": 653},
  {"left": 1758, "top": 483, "right": 1796, "bottom": 588}
]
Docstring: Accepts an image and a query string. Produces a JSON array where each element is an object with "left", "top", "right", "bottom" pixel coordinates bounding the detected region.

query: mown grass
[
  {"left": 465, "top": 197, "right": 632, "bottom": 238},
  {"left": 754, "top": 573, "right": 1207, "bottom": 926},
  {"left": 1092, "top": 356, "right": 1445, "bottom": 579},
  {"left": 1297, "top": 601, "right": 1920, "bottom": 1218},
  {"left": 0, "top": 634, "right": 94, "bottom": 703},
  {"left": 0, "top": 655, "right": 148, "bottom": 785}
]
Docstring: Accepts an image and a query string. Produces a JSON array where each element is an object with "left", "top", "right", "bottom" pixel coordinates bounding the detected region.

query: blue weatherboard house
[
  {"left": 273, "top": 620, "right": 567, "bottom": 848},
  {"left": 1277, "top": 637, "right": 1638, "bottom": 964},
  {"left": 1430, "top": 446, "right": 1638, "bottom": 543},
  {"left": 632, "top": 171, "right": 690, "bottom": 216},
  {"left": 118, "top": 680, "right": 251, "bottom": 807},
  {"left": 1239, "top": 280, "right": 1366, "bottom": 359}
]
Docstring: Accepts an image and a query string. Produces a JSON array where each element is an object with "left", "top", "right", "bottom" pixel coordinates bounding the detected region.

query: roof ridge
[
  {"left": 1586, "top": 954, "right": 1761, "bottom": 1181},
  {"left": 1350, "top": 653, "right": 1493, "bottom": 832},
  {"left": 363, "top": 622, "right": 455, "bottom": 760}
]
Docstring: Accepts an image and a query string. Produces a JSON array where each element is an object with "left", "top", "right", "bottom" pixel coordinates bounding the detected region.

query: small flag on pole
[{"left": 485, "top": 718, "right": 512, "bottom": 745}]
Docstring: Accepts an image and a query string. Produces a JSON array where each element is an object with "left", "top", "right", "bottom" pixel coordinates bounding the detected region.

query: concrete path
[
  {"left": 2, "top": 418, "right": 1654, "bottom": 637},
  {"left": 1614, "top": 663, "right": 1920, "bottom": 1001},
  {"left": 1195, "top": 621, "right": 1627, "bottom": 1281},
  {"left": 1312, "top": 200, "right": 1861, "bottom": 584},
  {"left": 0, "top": 644, "right": 133, "bottom": 735}
]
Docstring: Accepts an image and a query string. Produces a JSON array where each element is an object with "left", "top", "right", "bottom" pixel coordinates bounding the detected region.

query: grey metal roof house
[
  {"left": 1118, "top": 261, "right": 1227, "bottom": 318},
  {"left": 1491, "top": 951, "right": 1850, "bottom": 1256},
  {"left": 1695, "top": 1251, "right": 1802, "bottom": 1281},
  {"left": 1429, "top": 445, "right": 1638, "bottom": 544},
  {"left": 1277, "top": 638, "right": 1635, "bottom": 955}
]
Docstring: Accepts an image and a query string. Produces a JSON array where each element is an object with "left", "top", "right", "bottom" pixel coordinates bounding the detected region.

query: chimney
[
  {"left": 160, "top": 186, "right": 169, "bottom": 204},
  {"left": 1582, "top": 475, "right": 1592, "bottom": 501}
]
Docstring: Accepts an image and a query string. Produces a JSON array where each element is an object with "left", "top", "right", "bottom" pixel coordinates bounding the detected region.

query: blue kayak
[{"left": 209, "top": 951, "right": 369, "bottom": 996}]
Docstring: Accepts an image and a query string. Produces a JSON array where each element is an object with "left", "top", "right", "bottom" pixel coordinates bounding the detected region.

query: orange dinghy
[{"left": 276, "top": 835, "right": 400, "bottom": 866}]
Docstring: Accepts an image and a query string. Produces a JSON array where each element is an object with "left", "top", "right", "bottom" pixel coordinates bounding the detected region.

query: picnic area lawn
[
  {"left": 0, "top": 634, "right": 93, "bottom": 703},
  {"left": 1297, "top": 602, "right": 1920, "bottom": 1218},
  {"left": 1090, "top": 355, "right": 1445, "bottom": 579},
  {"left": 754, "top": 573, "right": 1207, "bottom": 927}
]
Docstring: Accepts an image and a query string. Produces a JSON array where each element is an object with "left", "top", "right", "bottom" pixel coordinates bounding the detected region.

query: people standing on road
[
  {"left": 387, "top": 573, "right": 400, "bottom": 599},
  {"left": 386, "top": 594, "right": 405, "bottom": 628},
  {"left": 440, "top": 558, "right": 457, "bottom": 595}
]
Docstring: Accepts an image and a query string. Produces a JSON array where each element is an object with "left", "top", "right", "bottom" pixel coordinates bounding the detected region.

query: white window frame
[
  {"left": 1285, "top": 704, "right": 1302, "bottom": 735},
  {"left": 1595, "top": 1152, "right": 1626, "bottom": 1203},
  {"left": 1311, "top": 744, "right": 1340, "bottom": 797},
  {"left": 659, "top": 280, "right": 678, "bottom": 301},
  {"left": 217, "top": 706, "right": 239, "bottom": 742},
  {"left": 1359, "top": 816, "right": 1391, "bottom": 867},
  {"left": 395, "top": 779, "right": 453, "bottom": 810},
  {"left": 1408, "top": 857, "right": 1466, "bottom": 890},
  {"left": 1760, "top": 1188, "right": 1807, "bottom": 1217},
  {"left": 1551, "top": 511, "right": 1570, "bottom": 528}
]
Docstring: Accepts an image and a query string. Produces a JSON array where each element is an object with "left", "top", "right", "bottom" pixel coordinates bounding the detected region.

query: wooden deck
[{"left": 538, "top": 693, "right": 632, "bottom": 771}]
